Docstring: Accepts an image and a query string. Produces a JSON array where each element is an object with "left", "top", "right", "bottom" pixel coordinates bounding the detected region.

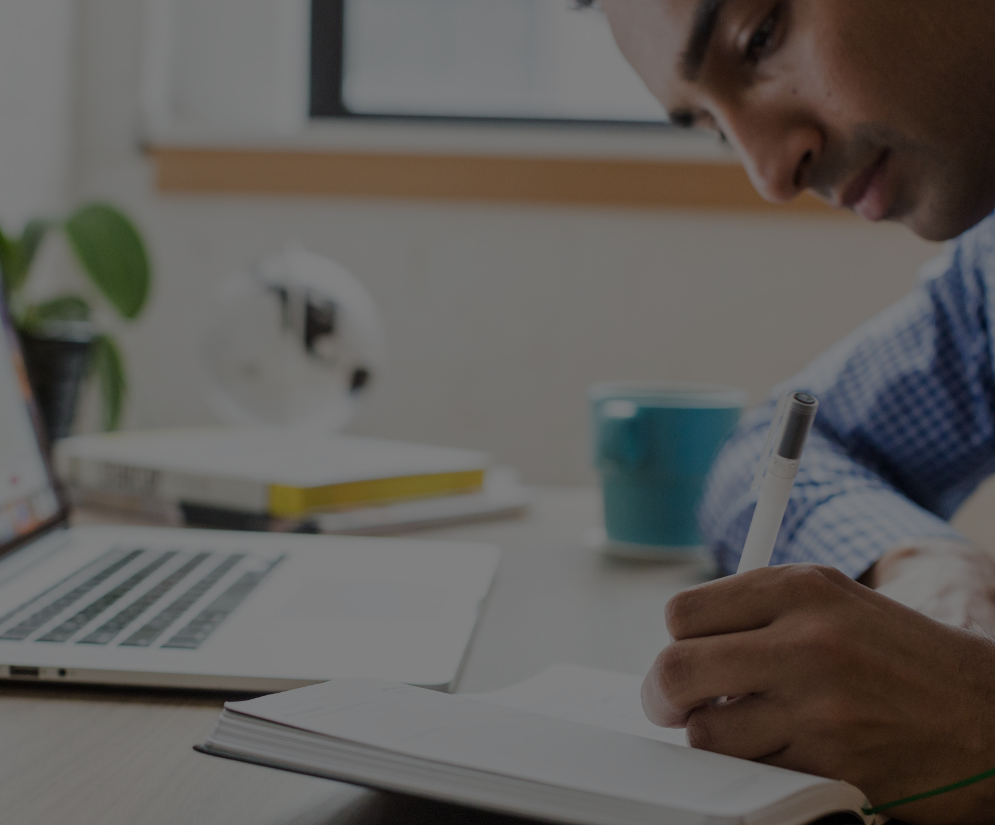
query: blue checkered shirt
[{"left": 700, "top": 212, "right": 995, "bottom": 578}]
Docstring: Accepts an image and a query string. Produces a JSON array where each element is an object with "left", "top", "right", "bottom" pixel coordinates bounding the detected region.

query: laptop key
[{"left": 76, "top": 553, "right": 212, "bottom": 646}]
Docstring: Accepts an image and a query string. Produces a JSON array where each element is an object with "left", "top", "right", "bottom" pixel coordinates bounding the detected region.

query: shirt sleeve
[{"left": 700, "top": 215, "right": 995, "bottom": 578}]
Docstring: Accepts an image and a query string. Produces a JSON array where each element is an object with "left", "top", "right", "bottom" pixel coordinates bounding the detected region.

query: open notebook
[{"left": 197, "top": 664, "right": 877, "bottom": 825}]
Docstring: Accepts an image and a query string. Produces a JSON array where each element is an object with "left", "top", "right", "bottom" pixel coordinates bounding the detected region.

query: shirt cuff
[{"left": 774, "top": 489, "right": 966, "bottom": 579}]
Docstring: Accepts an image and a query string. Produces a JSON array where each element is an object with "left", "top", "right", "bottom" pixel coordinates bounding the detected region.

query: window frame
[{"left": 308, "top": 0, "right": 675, "bottom": 130}]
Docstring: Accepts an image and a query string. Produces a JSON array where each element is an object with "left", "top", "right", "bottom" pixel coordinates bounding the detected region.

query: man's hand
[
  {"left": 862, "top": 539, "right": 995, "bottom": 632},
  {"left": 643, "top": 565, "right": 995, "bottom": 825}
]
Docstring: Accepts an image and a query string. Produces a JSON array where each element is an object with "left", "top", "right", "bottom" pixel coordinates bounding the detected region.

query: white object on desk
[
  {"left": 202, "top": 245, "right": 386, "bottom": 431},
  {"left": 67, "top": 466, "right": 527, "bottom": 535},
  {"left": 54, "top": 427, "right": 490, "bottom": 517},
  {"left": 199, "top": 666, "right": 874, "bottom": 825},
  {"left": 0, "top": 526, "right": 499, "bottom": 692}
]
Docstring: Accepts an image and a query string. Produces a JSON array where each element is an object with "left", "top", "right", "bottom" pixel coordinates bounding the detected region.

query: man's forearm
[
  {"left": 701, "top": 405, "right": 964, "bottom": 578},
  {"left": 702, "top": 261, "right": 995, "bottom": 579}
]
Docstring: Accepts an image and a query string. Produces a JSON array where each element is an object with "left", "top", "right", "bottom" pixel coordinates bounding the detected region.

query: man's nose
[{"left": 724, "top": 111, "right": 823, "bottom": 204}]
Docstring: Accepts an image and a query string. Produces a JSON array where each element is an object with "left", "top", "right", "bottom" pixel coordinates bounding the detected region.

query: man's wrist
[
  {"left": 859, "top": 539, "right": 995, "bottom": 632},
  {"left": 897, "top": 630, "right": 995, "bottom": 824},
  {"left": 861, "top": 538, "right": 977, "bottom": 589}
]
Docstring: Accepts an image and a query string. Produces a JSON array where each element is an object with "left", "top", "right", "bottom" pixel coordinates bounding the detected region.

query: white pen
[{"left": 736, "top": 391, "right": 819, "bottom": 574}]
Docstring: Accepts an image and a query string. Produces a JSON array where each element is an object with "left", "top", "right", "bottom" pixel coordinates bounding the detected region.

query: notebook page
[
  {"left": 226, "top": 678, "right": 830, "bottom": 818},
  {"left": 469, "top": 663, "right": 687, "bottom": 747}
]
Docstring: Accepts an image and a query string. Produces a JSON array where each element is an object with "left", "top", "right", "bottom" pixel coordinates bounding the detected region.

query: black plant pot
[{"left": 19, "top": 323, "right": 95, "bottom": 446}]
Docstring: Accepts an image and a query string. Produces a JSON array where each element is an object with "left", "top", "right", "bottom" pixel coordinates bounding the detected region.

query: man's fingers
[
  {"left": 684, "top": 694, "right": 791, "bottom": 761},
  {"left": 642, "top": 631, "right": 779, "bottom": 726},
  {"left": 665, "top": 564, "right": 858, "bottom": 640}
]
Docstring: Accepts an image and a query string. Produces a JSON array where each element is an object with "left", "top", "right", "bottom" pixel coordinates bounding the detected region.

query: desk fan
[{"left": 203, "top": 244, "right": 386, "bottom": 431}]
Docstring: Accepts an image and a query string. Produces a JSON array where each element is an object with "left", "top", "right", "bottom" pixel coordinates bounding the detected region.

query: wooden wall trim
[{"left": 150, "top": 147, "right": 838, "bottom": 214}]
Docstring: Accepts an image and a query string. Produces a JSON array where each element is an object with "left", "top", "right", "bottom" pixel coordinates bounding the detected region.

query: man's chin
[
  {"left": 902, "top": 210, "right": 984, "bottom": 243},
  {"left": 899, "top": 190, "right": 995, "bottom": 242},
  {"left": 900, "top": 212, "right": 960, "bottom": 242}
]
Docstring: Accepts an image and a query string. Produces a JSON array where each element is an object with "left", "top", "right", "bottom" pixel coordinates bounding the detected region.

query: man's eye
[
  {"left": 667, "top": 108, "right": 723, "bottom": 135},
  {"left": 745, "top": 5, "right": 782, "bottom": 63},
  {"left": 670, "top": 111, "right": 697, "bottom": 129}
]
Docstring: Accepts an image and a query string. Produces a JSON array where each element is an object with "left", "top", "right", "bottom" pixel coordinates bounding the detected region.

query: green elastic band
[{"left": 861, "top": 765, "right": 995, "bottom": 815}]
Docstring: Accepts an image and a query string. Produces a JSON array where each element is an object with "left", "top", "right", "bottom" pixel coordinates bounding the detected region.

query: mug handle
[{"left": 595, "top": 400, "right": 649, "bottom": 471}]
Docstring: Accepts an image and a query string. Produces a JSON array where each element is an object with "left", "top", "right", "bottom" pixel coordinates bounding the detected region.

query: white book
[
  {"left": 67, "top": 467, "right": 528, "bottom": 534},
  {"left": 54, "top": 427, "right": 490, "bottom": 517},
  {"left": 197, "top": 664, "right": 875, "bottom": 825}
]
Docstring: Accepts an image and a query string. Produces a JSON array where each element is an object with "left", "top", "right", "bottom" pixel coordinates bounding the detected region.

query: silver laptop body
[{"left": 0, "top": 307, "right": 498, "bottom": 692}]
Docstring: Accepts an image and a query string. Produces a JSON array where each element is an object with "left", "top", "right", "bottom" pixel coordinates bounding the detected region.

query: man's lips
[{"left": 839, "top": 149, "right": 893, "bottom": 222}]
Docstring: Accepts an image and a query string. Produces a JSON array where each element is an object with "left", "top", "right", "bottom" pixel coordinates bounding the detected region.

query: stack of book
[{"left": 54, "top": 427, "right": 528, "bottom": 534}]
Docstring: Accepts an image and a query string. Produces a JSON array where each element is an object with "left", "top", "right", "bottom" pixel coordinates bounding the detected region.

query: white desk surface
[{"left": 0, "top": 487, "right": 709, "bottom": 825}]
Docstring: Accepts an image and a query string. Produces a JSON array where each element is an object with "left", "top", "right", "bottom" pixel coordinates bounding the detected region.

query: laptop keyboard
[
  {"left": 79, "top": 553, "right": 213, "bottom": 646},
  {"left": 120, "top": 553, "right": 243, "bottom": 648},
  {"left": 0, "top": 550, "right": 146, "bottom": 641},
  {"left": 0, "top": 546, "right": 284, "bottom": 650}
]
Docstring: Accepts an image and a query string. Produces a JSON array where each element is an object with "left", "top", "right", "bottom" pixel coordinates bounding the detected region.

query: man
[{"left": 597, "top": 1, "right": 995, "bottom": 822}]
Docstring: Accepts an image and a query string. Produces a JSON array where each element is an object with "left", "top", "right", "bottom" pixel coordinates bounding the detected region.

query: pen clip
[{"left": 751, "top": 391, "right": 790, "bottom": 491}]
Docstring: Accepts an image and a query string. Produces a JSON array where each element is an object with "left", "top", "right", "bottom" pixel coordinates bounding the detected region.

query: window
[
  {"left": 310, "top": 0, "right": 669, "bottom": 126},
  {"left": 145, "top": 0, "right": 779, "bottom": 209}
]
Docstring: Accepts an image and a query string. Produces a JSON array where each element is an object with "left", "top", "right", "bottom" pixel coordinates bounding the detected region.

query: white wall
[
  {"left": 100, "top": 199, "right": 942, "bottom": 489},
  {"left": 5, "top": 0, "right": 952, "bottom": 497},
  {"left": 68, "top": 0, "right": 949, "bottom": 487},
  {"left": 0, "top": 0, "right": 77, "bottom": 226}
]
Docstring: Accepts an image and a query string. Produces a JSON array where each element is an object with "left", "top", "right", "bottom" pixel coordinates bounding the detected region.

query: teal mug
[{"left": 590, "top": 382, "right": 747, "bottom": 559}]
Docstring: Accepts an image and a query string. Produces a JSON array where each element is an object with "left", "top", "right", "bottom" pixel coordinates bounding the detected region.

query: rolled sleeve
[{"left": 701, "top": 214, "right": 995, "bottom": 577}]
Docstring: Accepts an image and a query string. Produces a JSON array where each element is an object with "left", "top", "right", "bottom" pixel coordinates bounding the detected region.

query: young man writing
[{"left": 598, "top": 1, "right": 995, "bottom": 821}]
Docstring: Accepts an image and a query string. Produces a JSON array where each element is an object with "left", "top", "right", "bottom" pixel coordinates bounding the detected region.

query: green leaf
[
  {"left": 19, "top": 295, "right": 91, "bottom": 335},
  {"left": 0, "top": 219, "right": 53, "bottom": 298},
  {"left": 0, "top": 227, "right": 11, "bottom": 297},
  {"left": 19, "top": 219, "right": 52, "bottom": 275},
  {"left": 30, "top": 295, "right": 91, "bottom": 322},
  {"left": 90, "top": 334, "right": 127, "bottom": 430},
  {"left": 64, "top": 204, "right": 150, "bottom": 319},
  {"left": 2, "top": 239, "right": 29, "bottom": 298}
]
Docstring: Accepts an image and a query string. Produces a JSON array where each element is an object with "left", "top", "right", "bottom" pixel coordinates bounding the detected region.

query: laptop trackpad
[
  {"left": 197, "top": 545, "right": 495, "bottom": 685},
  {"left": 281, "top": 578, "right": 454, "bottom": 622}
]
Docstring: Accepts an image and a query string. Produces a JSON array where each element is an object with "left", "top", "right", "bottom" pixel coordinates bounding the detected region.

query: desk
[{"left": 0, "top": 487, "right": 708, "bottom": 825}]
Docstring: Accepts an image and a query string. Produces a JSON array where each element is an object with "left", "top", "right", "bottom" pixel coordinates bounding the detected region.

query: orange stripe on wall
[{"left": 151, "top": 147, "right": 840, "bottom": 214}]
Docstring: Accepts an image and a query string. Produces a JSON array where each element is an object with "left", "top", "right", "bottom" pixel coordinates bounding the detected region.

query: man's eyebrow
[{"left": 680, "top": 0, "right": 730, "bottom": 82}]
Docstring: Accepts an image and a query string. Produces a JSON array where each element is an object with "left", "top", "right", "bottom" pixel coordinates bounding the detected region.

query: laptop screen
[{"left": 0, "top": 304, "right": 65, "bottom": 551}]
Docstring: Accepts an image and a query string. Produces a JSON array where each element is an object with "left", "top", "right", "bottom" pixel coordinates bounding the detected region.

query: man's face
[{"left": 602, "top": 0, "right": 995, "bottom": 241}]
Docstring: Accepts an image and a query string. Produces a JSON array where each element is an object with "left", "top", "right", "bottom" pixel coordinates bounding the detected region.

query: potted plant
[{"left": 0, "top": 203, "right": 151, "bottom": 441}]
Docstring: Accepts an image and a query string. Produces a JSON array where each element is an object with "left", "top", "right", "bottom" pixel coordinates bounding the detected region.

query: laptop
[{"left": 0, "top": 308, "right": 499, "bottom": 692}]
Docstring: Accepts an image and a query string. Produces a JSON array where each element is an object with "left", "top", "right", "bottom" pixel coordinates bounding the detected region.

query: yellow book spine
[{"left": 267, "top": 470, "right": 486, "bottom": 517}]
